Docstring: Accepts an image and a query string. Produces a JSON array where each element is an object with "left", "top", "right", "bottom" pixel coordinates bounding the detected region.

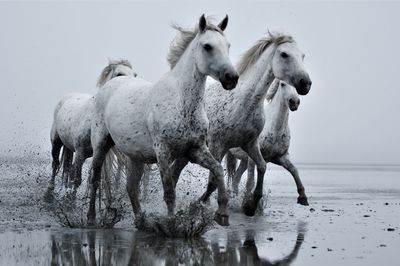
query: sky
[{"left": 0, "top": 0, "right": 399, "bottom": 165}]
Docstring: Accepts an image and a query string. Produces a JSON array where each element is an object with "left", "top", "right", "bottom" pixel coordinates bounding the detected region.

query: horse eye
[
  {"left": 281, "top": 52, "right": 289, "bottom": 58},
  {"left": 203, "top": 44, "right": 212, "bottom": 52},
  {"left": 116, "top": 73, "right": 124, "bottom": 77}
]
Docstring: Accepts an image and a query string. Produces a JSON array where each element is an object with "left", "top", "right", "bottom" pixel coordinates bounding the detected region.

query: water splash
[{"left": 135, "top": 201, "right": 215, "bottom": 238}]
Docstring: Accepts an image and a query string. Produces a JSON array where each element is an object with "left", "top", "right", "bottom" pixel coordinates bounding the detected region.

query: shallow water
[
  {"left": 0, "top": 216, "right": 306, "bottom": 266},
  {"left": 1, "top": 159, "right": 399, "bottom": 265}
]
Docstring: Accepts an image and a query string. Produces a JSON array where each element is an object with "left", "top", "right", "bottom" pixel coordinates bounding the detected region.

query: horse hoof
[
  {"left": 297, "top": 197, "right": 309, "bottom": 206},
  {"left": 242, "top": 202, "right": 256, "bottom": 217},
  {"left": 214, "top": 213, "right": 229, "bottom": 226}
]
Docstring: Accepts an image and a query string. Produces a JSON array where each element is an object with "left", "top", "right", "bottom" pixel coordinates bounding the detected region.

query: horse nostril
[
  {"left": 300, "top": 78, "right": 311, "bottom": 88},
  {"left": 232, "top": 73, "right": 239, "bottom": 83},
  {"left": 225, "top": 72, "right": 232, "bottom": 82},
  {"left": 289, "top": 99, "right": 295, "bottom": 106}
]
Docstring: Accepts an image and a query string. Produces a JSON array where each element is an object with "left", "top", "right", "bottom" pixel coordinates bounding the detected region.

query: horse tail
[
  {"left": 103, "top": 147, "right": 128, "bottom": 186},
  {"left": 226, "top": 151, "right": 237, "bottom": 184},
  {"left": 61, "top": 147, "right": 73, "bottom": 188},
  {"left": 53, "top": 145, "right": 64, "bottom": 177}
]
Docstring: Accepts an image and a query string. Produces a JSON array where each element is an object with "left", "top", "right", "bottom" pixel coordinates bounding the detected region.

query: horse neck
[
  {"left": 264, "top": 89, "right": 289, "bottom": 134},
  {"left": 170, "top": 39, "right": 207, "bottom": 110},
  {"left": 237, "top": 45, "right": 276, "bottom": 110}
]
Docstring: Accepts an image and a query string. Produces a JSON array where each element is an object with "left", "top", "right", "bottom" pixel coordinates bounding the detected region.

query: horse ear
[
  {"left": 218, "top": 15, "right": 229, "bottom": 31},
  {"left": 199, "top": 14, "right": 207, "bottom": 32}
]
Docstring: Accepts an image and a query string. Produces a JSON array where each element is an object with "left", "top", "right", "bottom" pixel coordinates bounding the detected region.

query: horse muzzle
[
  {"left": 289, "top": 98, "right": 300, "bottom": 111},
  {"left": 220, "top": 70, "right": 239, "bottom": 90},
  {"left": 295, "top": 76, "right": 312, "bottom": 96}
]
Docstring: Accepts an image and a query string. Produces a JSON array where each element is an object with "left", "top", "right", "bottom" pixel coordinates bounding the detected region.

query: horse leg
[
  {"left": 198, "top": 146, "right": 223, "bottom": 203},
  {"left": 87, "top": 135, "right": 113, "bottom": 226},
  {"left": 190, "top": 145, "right": 229, "bottom": 226},
  {"left": 199, "top": 173, "right": 217, "bottom": 203},
  {"left": 49, "top": 136, "right": 63, "bottom": 191},
  {"left": 155, "top": 145, "right": 175, "bottom": 216},
  {"left": 243, "top": 159, "right": 256, "bottom": 199},
  {"left": 170, "top": 158, "right": 189, "bottom": 188},
  {"left": 141, "top": 165, "right": 150, "bottom": 201},
  {"left": 231, "top": 158, "right": 248, "bottom": 195},
  {"left": 241, "top": 141, "right": 266, "bottom": 216},
  {"left": 71, "top": 149, "right": 89, "bottom": 190},
  {"left": 125, "top": 158, "right": 144, "bottom": 217},
  {"left": 274, "top": 154, "right": 308, "bottom": 206}
]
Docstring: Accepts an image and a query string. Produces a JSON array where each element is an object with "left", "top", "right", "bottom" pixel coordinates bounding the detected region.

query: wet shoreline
[{"left": 1, "top": 158, "right": 399, "bottom": 265}]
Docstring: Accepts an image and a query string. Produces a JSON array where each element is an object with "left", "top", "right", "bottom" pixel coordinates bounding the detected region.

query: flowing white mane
[
  {"left": 236, "top": 32, "right": 295, "bottom": 75},
  {"left": 96, "top": 59, "right": 133, "bottom": 88},
  {"left": 167, "top": 18, "right": 223, "bottom": 69}
]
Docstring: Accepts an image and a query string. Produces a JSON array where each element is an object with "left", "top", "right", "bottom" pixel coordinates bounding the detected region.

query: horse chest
[
  {"left": 157, "top": 112, "right": 208, "bottom": 150},
  {"left": 260, "top": 130, "right": 291, "bottom": 158}
]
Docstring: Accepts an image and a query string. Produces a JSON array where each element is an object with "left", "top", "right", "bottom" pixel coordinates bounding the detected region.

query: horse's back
[
  {"left": 101, "top": 76, "right": 156, "bottom": 161},
  {"left": 53, "top": 93, "right": 93, "bottom": 151}
]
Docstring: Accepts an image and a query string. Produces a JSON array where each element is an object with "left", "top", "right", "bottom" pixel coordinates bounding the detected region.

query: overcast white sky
[{"left": 0, "top": 1, "right": 399, "bottom": 165}]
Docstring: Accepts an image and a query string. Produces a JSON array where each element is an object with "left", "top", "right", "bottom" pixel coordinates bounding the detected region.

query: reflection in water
[
  {"left": 49, "top": 224, "right": 306, "bottom": 265},
  {"left": 50, "top": 230, "right": 131, "bottom": 266},
  {"left": 209, "top": 223, "right": 306, "bottom": 266}
]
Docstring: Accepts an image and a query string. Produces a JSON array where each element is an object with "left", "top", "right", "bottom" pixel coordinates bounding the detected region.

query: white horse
[
  {"left": 87, "top": 15, "right": 238, "bottom": 226},
  {"left": 49, "top": 59, "right": 137, "bottom": 192},
  {"left": 226, "top": 79, "right": 308, "bottom": 206},
  {"left": 169, "top": 32, "right": 311, "bottom": 217}
]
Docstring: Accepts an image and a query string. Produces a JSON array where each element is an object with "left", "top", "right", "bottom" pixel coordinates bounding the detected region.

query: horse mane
[
  {"left": 265, "top": 79, "right": 281, "bottom": 102},
  {"left": 167, "top": 17, "right": 223, "bottom": 69},
  {"left": 236, "top": 32, "right": 295, "bottom": 75},
  {"left": 96, "top": 59, "right": 133, "bottom": 88}
]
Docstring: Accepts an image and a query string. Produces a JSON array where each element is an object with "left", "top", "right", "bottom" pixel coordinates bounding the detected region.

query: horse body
[
  {"left": 48, "top": 60, "right": 136, "bottom": 191},
  {"left": 259, "top": 83, "right": 293, "bottom": 159},
  {"left": 53, "top": 93, "right": 93, "bottom": 152},
  {"left": 88, "top": 15, "right": 238, "bottom": 226},
  {"left": 228, "top": 80, "right": 308, "bottom": 205},
  {"left": 190, "top": 33, "right": 311, "bottom": 216},
  {"left": 103, "top": 77, "right": 155, "bottom": 162}
]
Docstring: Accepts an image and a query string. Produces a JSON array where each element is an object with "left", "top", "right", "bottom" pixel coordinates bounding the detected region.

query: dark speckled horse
[{"left": 87, "top": 15, "right": 238, "bottom": 226}]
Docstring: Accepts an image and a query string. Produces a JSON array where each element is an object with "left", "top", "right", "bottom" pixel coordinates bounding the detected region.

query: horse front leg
[
  {"left": 170, "top": 158, "right": 189, "bottom": 188},
  {"left": 155, "top": 145, "right": 175, "bottom": 216},
  {"left": 231, "top": 158, "right": 248, "bottom": 195},
  {"left": 198, "top": 146, "right": 223, "bottom": 203},
  {"left": 274, "top": 154, "right": 308, "bottom": 206},
  {"left": 190, "top": 145, "right": 229, "bottom": 226},
  {"left": 241, "top": 140, "right": 266, "bottom": 216},
  {"left": 243, "top": 159, "right": 256, "bottom": 199}
]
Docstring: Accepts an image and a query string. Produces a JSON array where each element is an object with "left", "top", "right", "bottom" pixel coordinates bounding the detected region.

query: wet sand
[{"left": 0, "top": 157, "right": 399, "bottom": 265}]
